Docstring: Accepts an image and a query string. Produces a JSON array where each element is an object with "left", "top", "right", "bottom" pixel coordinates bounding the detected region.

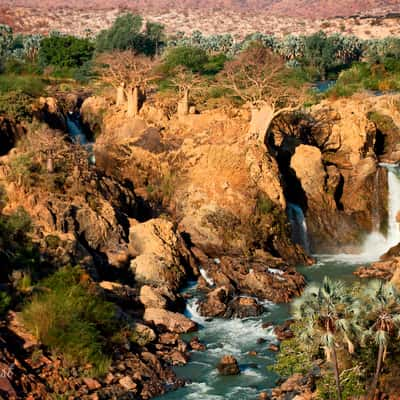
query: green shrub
[
  {"left": 45, "top": 235, "right": 61, "bottom": 250},
  {"left": 0, "top": 292, "right": 11, "bottom": 316},
  {"left": 39, "top": 35, "right": 95, "bottom": 68},
  {"left": 256, "top": 195, "right": 274, "bottom": 215},
  {"left": 0, "top": 91, "right": 35, "bottom": 120},
  {"left": 163, "top": 46, "right": 211, "bottom": 73},
  {"left": 0, "top": 74, "right": 45, "bottom": 96},
  {"left": 316, "top": 367, "right": 366, "bottom": 399},
  {"left": 0, "top": 207, "right": 38, "bottom": 273},
  {"left": 22, "top": 266, "right": 117, "bottom": 376}
]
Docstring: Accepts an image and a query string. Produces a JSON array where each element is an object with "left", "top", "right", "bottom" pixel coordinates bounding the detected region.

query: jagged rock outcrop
[
  {"left": 92, "top": 99, "right": 307, "bottom": 265},
  {"left": 197, "top": 253, "right": 305, "bottom": 307},
  {"left": 281, "top": 95, "right": 393, "bottom": 253},
  {"left": 129, "top": 218, "right": 195, "bottom": 290}
]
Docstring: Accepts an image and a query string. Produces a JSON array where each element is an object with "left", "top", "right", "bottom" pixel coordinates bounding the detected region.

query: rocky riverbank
[{"left": 1, "top": 88, "right": 400, "bottom": 399}]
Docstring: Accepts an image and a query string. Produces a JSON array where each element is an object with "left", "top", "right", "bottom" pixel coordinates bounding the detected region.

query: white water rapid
[{"left": 286, "top": 202, "right": 310, "bottom": 254}]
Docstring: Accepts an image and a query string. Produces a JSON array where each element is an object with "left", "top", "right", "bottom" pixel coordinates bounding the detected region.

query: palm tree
[
  {"left": 360, "top": 281, "right": 400, "bottom": 400},
  {"left": 292, "top": 277, "right": 360, "bottom": 400}
]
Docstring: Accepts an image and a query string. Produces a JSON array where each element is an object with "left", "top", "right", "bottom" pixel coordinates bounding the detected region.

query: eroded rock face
[
  {"left": 285, "top": 96, "right": 393, "bottom": 253},
  {"left": 129, "top": 218, "right": 191, "bottom": 290}
]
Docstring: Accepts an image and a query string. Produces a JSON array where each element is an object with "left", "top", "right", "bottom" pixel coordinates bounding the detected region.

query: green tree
[
  {"left": 360, "top": 281, "right": 400, "bottom": 400},
  {"left": 144, "top": 21, "right": 165, "bottom": 55},
  {"left": 39, "top": 34, "right": 94, "bottom": 68},
  {"left": 292, "top": 277, "right": 360, "bottom": 400},
  {"left": 96, "top": 13, "right": 164, "bottom": 56},
  {"left": 303, "top": 31, "right": 336, "bottom": 79},
  {"left": 162, "top": 46, "right": 209, "bottom": 74},
  {"left": 96, "top": 13, "right": 143, "bottom": 52}
]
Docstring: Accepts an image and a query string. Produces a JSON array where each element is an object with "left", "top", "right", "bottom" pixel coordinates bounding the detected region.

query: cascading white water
[
  {"left": 325, "top": 164, "right": 400, "bottom": 263},
  {"left": 286, "top": 202, "right": 310, "bottom": 254},
  {"left": 361, "top": 164, "right": 400, "bottom": 259},
  {"left": 199, "top": 267, "right": 215, "bottom": 286}
]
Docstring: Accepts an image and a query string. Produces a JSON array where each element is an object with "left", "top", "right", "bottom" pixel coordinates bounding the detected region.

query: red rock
[
  {"left": 268, "top": 344, "right": 280, "bottom": 352},
  {"left": 83, "top": 377, "right": 101, "bottom": 391},
  {"left": 217, "top": 355, "right": 240, "bottom": 376},
  {"left": 0, "top": 376, "right": 17, "bottom": 399},
  {"left": 119, "top": 376, "right": 137, "bottom": 391}
]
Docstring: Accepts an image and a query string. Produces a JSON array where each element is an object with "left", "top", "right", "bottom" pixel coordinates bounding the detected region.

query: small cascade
[
  {"left": 66, "top": 112, "right": 87, "bottom": 145},
  {"left": 286, "top": 202, "right": 310, "bottom": 254},
  {"left": 199, "top": 267, "right": 215, "bottom": 286},
  {"left": 66, "top": 112, "right": 96, "bottom": 164}
]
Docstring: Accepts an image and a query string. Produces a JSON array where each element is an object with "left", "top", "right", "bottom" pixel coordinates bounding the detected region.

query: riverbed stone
[{"left": 217, "top": 355, "right": 240, "bottom": 376}]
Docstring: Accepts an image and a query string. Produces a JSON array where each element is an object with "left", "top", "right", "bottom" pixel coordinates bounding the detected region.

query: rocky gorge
[{"left": 1, "top": 85, "right": 400, "bottom": 400}]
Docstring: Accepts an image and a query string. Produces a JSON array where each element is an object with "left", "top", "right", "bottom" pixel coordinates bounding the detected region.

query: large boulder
[
  {"left": 139, "top": 285, "right": 167, "bottom": 309},
  {"left": 129, "top": 218, "right": 190, "bottom": 290},
  {"left": 143, "top": 308, "right": 197, "bottom": 333}
]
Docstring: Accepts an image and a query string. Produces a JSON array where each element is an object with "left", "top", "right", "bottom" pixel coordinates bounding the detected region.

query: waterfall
[
  {"left": 66, "top": 113, "right": 87, "bottom": 145},
  {"left": 357, "top": 164, "right": 400, "bottom": 261},
  {"left": 66, "top": 112, "right": 96, "bottom": 164},
  {"left": 287, "top": 202, "right": 310, "bottom": 254}
]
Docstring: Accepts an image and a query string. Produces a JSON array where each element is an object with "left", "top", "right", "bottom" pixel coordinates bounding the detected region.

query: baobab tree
[
  {"left": 170, "top": 66, "right": 203, "bottom": 116},
  {"left": 222, "top": 43, "right": 306, "bottom": 145},
  {"left": 97, "top": 51, "right": 158, "bottom": 117}
]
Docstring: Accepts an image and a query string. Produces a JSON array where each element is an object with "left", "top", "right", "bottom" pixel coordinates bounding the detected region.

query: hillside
[{"left": 1, "top": 0, "right": 400, "bottom": 18}]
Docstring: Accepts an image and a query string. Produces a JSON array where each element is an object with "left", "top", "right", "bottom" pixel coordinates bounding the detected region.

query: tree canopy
[{"left": 39, "top": 34, "right": 94, "bottom": 68}]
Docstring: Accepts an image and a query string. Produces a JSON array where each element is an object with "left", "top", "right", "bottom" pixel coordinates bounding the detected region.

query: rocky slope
[{"left": 1, "top": 86, "right": 400, "bottom": 398}]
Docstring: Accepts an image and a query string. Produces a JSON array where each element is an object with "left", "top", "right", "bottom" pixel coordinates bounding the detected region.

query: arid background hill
[
  {"left": 1, "top": 0, "right": 400, "bottom": 17},
  {"left": 1, "top": 0, "right": 400, "bottom": 38}
]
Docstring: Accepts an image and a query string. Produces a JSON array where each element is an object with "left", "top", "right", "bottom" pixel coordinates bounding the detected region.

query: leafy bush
[
  {"left": 0, "top": 206, "right": 38, "bottom": 276},
  {"left": 0, "top": 291, "right": 11, "bottom": 316},
  {"left": 161, "top": 46, "right": 225, "bottom": 75},
  {"left": 39, "top": 35, "right": 94, "bottom": 68},
  {"left": 22, "top": 266, "right": 117, "bottom": 376}
]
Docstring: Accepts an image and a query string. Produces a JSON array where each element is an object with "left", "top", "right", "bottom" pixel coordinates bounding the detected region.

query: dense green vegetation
[
  {"left": 274, "top": 278, "right": 400, "bottom": 399},
  {"left": 22, "top": 266, "right": 117, "bottom": 375},
  {"left": 96, "top": 13, "right": 165, "bottom": 56},
  {"left": 39, "top": 34, "right": 95, "bottom": 68}
]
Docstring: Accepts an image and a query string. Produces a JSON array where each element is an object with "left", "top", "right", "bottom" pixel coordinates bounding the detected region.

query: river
[{"left": 157, "top": 164, "right": 400, "bottom": 400}]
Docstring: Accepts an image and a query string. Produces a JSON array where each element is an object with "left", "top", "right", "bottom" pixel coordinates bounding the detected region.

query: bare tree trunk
[
  {"left": 47, "top": 157, "right": 54, "bottom": 173},
  {"left": 369, "top": 343, "right": 384, "bottom": 400},
  {"left": 116, "top": 83, "right": 125, "bottom": 106},
  {"left": 248, "top": 102, "right": 274, "bottom": 144},
  {"left": 331, "top": 345, "right": 342, "bottom": 400},
  {"left": 127, "top": 86, "right": 140, "bottom": 117},
  {"left": 177, "top": 88, "right": 189, "bottom": 116}
]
